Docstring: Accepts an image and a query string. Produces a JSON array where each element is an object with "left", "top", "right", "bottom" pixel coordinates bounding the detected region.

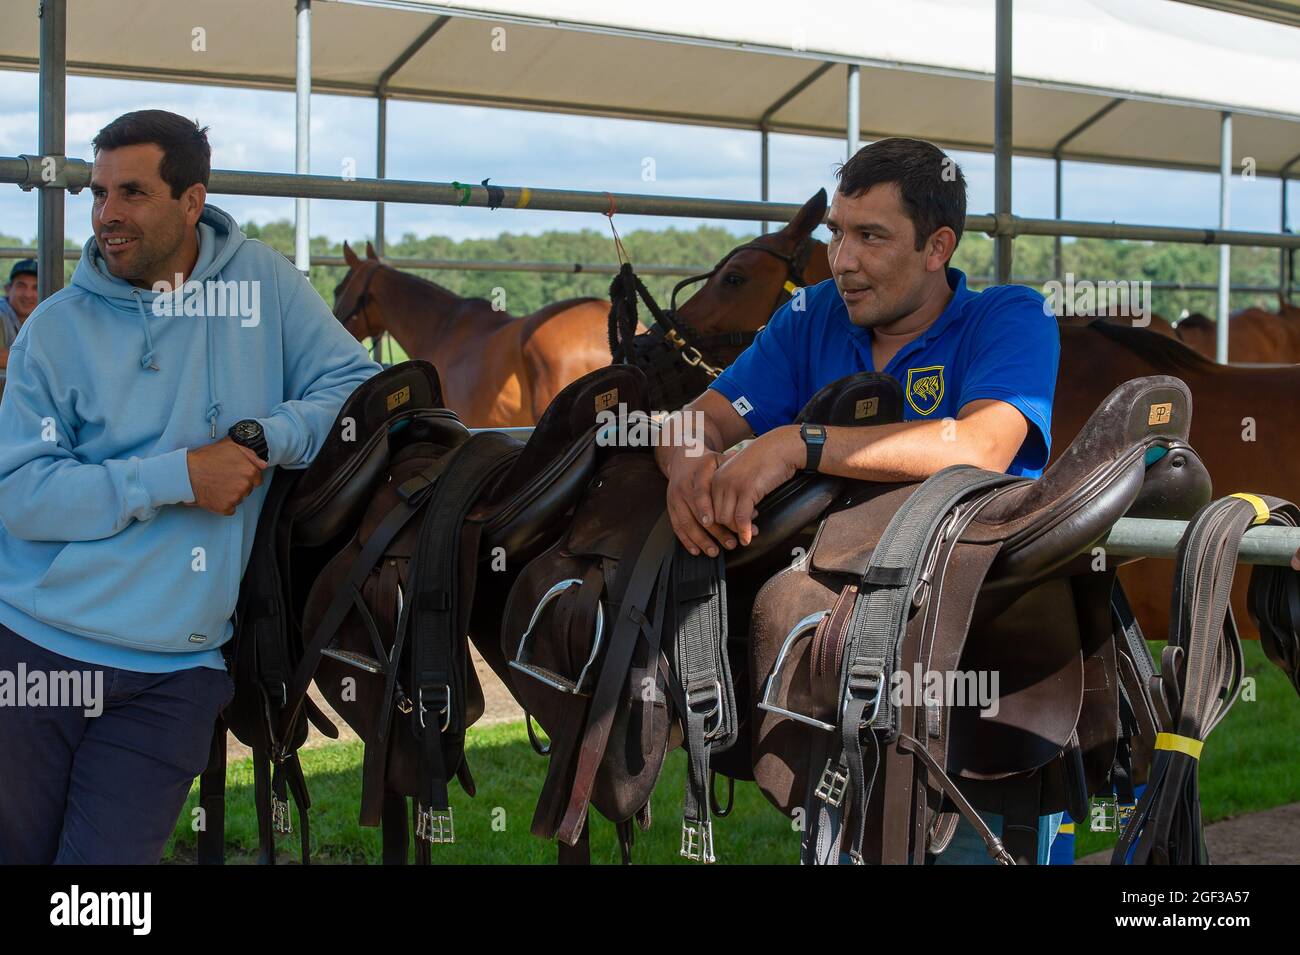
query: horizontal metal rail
[
  {"left": 4, "top": 155, "right": 1300, "bottom": 251},
  {"left": 0, "top": 245, "right": 1287, "bottom": 295},
  {"left": 1104, "top": 517, "right": 1300, "bottom": 566},
  {"left": 0, "top": 246, "right": 707, "bottom": 276}
]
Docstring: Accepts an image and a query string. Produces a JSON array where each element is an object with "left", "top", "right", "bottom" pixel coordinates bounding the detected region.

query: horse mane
[{"left": 1083, "top": 319, "right": 1220, "bottom": 376}]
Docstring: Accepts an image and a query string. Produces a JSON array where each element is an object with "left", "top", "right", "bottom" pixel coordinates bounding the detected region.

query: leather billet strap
[
  {"left": 403, "top": 432, "right": 520, "bottom": 846},
  {"left": 557, "top": 514, "right": 677, "bottom": 846},
  {"left": 1114, "top": 493, "right": 1297, "bottom": 865},
  {"left": 668, "top": 549, "right": 734, "bottom": 862}
]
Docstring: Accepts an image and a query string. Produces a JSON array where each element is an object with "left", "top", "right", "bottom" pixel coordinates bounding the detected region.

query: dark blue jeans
[{"left": 0, "top": 625, "right": 233, "bottom": 864}]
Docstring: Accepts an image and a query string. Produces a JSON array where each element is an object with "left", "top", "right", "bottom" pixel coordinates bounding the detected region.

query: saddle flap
[
  {"left": 482, "top": 365, "right": 652, "bottom": 561},
  {"left": 807, "top": 481, "right": 916, "bottom": 577}
]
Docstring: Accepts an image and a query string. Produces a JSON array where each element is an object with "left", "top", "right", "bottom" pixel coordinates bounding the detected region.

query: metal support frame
[
  {"left": 1217, "top": 110, "right": 1232, "bottom": 363},
  {"left": 846, "top": 64, "right": 860, "bottom": 159},
  {"left": 294, "top": 0, "right": 311, "bottom": 273},
  {"left": 5, "top": 156, "right": 1300, "bottom": 250},
  {"left": 374, "top": 16, "right": 450, "bottom": 256},
  {"left": 993, "top": 0, "right": 1013, "bottom": 284},
  {"left": 757, "top": 62, "right": 834, "bottom": 236},
  {"left": 36, "top": 0, "right": 67, "bottom": 300},
  {"left": 1281, "top": 150, "right": 1300, "bottom": 304},
  {"left": 1051, "top": 98, "right": 1124, "bottom": 282}
]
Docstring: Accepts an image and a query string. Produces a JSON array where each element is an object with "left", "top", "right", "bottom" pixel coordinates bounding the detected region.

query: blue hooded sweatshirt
[{"left": 0, "top": 204, "right": 381, "bottom": 672}]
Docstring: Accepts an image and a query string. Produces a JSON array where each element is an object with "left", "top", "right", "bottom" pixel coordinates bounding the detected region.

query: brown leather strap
[{"left": 557, "top": 515, "right": 675, "bottom": 845}]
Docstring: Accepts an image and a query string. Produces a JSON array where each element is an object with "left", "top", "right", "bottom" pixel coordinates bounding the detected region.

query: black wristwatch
[
  {"left": 800, "top": 423, "right": 826, "bottom": 472},
  {"left": 229, "top": 419, "right": 269, "bottom": 461}
]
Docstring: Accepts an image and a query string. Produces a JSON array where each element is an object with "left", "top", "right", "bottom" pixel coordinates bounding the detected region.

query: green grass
[
  {"left": 168, "top": 640, "right": 1298, "bottom": 864},
  {"left": 166, "top": 720, "right": 798, "bottom": 865}
]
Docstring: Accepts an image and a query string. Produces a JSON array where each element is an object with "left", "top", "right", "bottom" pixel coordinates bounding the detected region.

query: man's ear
[
  {"left": 927, "top": 226, "right": 958, "bottom": 272},
  {"left": 182, "top": 183, "right": 208, "bottom": 227}
]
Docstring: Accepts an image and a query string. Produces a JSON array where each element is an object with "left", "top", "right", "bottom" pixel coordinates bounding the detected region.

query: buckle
[
  {"left": 271, "top": 796, "right": 292, "bottom": 835},
  {"left": 415, "top": 805, "right": 455, "bottom": 844},
  {"left": 680, "top": 818, "right": 715, "bottom": 863},
  {"left": 417, "top": 684, "right": 452, "bottom": 732},
  {"left": 813, "top": 759, "right": 849, "bottom": 808},
  {"left": 842, "top": 662, "right": 886, "bottom": 727},
  {"left": 686, "top": 680, "right": 724, "bottom": 739},
  {"left": 1090, "top": 794, "right": 1118, "bottom": 832}
]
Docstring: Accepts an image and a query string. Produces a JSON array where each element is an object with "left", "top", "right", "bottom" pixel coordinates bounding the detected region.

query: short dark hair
[
  {"left": 91, "top": 109, "right": 211, "bottom": 199},
  {"left": 836, "top": 138, "right": 966, "bottom": 253}
]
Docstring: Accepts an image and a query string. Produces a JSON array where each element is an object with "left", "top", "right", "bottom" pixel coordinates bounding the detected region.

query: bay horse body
[{"left": 332, "top": 242, "right": 613, "bottom": 428}]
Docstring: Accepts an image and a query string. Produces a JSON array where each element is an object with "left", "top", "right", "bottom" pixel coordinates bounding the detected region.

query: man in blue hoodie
[{"left": 0, "top": 110, "right": 381, "bottom": 863}]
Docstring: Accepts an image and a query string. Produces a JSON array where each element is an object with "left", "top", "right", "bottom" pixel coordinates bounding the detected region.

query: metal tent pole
[
  {"left": 37, "top": 0, "right": 67, "bottom": 299},
  {"left": 1217, "top": 110, "right": 1232, "bottom": 362},
  {"left": 994, "top": 0, "right": 1013, "bottom": 284},
  {"left": 294, "top": 0, "right": 311, "bottom": 274}
]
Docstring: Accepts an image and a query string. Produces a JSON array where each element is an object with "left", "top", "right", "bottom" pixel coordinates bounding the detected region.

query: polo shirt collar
[{"left": 839, "top": 267, "right": 975, "bottom": 372}]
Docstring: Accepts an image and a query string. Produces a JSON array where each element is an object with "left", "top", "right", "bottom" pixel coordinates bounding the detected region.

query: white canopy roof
[{"left": 3, "top": 0, "right": 1299, "bottom": 175}]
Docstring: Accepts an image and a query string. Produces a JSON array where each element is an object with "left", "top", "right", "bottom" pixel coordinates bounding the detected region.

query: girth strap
[
  {"left": 668, "top": 550, "right": 735, "bottom": 863},
  {"left": 816, "top": 466, "right": 1020, "bottom": 865}
]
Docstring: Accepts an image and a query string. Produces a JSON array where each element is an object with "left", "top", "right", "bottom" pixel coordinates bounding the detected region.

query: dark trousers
[{"left": 0, "top": 624, "right": 233, "bottom": 864}]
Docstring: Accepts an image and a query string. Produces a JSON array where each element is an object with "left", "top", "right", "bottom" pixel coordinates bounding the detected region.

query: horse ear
[
  {"left": 782, "top": 188, "right": 828, "bottom": 238},
  {"left": 343, "top": 241, "right": 360, "bottom": 268},
  {"left": 365, "top": 241, "right": 377, "bottom": 260}
]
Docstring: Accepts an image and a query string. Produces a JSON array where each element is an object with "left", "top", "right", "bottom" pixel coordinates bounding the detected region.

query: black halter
[{"left": 608, "top": 236, "right": 815, "bottom": 399}]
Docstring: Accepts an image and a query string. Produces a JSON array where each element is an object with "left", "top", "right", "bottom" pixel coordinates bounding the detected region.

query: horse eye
[{"left": 724, "top": 272, "right": 746, "bottom": 287}]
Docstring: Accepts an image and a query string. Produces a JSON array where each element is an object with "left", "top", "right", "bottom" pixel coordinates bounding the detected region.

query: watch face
[{"left": 234, "top": 421, "right": 261, "bottom": 441}]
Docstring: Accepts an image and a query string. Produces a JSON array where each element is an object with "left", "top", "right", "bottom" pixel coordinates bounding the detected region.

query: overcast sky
[{"left": 0, "top": 68, "right": 1293, "bottom": 251}]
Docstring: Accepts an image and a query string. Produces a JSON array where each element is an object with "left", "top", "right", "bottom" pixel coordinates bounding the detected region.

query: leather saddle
[
  {"left": 498, "top": 370, "right": 906, "bottom": 862},
  {"left": 206, "top": 360, "right": 642, "bottom": 864},
  {"left": 750, "top": 375, "right": 1213, "bottom": 864}
]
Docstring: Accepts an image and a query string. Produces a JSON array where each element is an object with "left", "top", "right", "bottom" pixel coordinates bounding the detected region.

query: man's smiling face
[
  {"left": 90, "top": 143, "right": 202, "bottom": 289},
  {"left": 825, "top": 182, "right": 936, "bottom": 329}
]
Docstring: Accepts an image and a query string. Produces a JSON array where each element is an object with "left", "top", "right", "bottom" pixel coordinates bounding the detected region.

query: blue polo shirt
[{"left": 708, "top": 268, "right": 1059, "bottom": 477}]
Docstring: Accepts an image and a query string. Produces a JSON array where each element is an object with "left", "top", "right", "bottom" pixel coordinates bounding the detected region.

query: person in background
[{"left": 0, "top": 258, "right": 38, "bottom": 370}]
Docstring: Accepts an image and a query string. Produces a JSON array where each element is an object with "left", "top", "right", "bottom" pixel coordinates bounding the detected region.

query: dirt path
[{"left": 225, "top": 645, "right": 523, "bottom": 763}]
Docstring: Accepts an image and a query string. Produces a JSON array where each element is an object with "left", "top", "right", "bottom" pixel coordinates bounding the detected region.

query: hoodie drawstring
[
  {"left": 205, "top": 299, "right": 221, "bottom": 439},
  {"left": 133, "top": 282, "right": 222, "bottom": 438},
  {"left": 132, "top": 289, "right": 159, "bottom": 372}
]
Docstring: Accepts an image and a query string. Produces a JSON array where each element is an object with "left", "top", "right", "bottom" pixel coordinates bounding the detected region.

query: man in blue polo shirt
[{"left": 654, "top": 137, "right": 1060, "bottom": 864}]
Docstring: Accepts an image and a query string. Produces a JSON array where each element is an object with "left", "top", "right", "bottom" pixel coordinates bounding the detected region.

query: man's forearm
[{"left": 812, "top": 417, "right": 1006, "bottom": 482}]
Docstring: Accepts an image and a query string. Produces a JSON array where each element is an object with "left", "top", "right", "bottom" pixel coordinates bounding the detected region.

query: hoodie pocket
[{"left": 33, "top": 507, "right": 244, "bottom": 653}]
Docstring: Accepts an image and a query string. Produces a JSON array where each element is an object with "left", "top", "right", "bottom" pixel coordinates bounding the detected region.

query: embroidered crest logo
[{"left": 905, "top": 365, "right": 944, "bottom": 416}]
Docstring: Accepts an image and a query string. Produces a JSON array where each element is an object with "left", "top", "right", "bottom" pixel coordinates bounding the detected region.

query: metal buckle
[
  {"left": 680, "top": 818, "right": 715, "bottom": 863},
  {"left": 271, "top": 796, "right": 292, "bottom": 835},
  {"left": 417, "top": 684, "right": 452, "bottom": 732},
  {"left": 1090, "top": 794, "right": 1119, "bottom": 832},
  {"left": 813, "top": 759, "right": 849, "bottom": 808},
  {"left": 1117, "top": 801, "right": 1137, "bottom": 830},
  {"left": 686, "top": 680, "right": 725, "bottom": 739},
  {"left": 415, "top": 805, "right": 455, "bottom": 844},
  {"left": 842, "top": 662, "right": 886, "bottom": 728}
]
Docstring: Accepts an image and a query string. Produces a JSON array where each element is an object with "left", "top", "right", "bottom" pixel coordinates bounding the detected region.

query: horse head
[
  {"left": 671, "top": 189, "right": 830, "bottom": 347},
  {"left": 333, "top": 240, "right": 387, "bottom": 342}
]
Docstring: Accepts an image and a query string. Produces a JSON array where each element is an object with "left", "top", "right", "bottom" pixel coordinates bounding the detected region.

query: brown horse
[
  {"left": 1174, "top": 306, "right": 1300, "bottom": 364},
  {"left": 1053, "top": 322, "right": 1300, "bottom": 640},
  {"left": 332, "top": 241, "right": 613, "bottom": 427},
  {"left": 668, "top": 190, "right": 833, "bottom": 369}
]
